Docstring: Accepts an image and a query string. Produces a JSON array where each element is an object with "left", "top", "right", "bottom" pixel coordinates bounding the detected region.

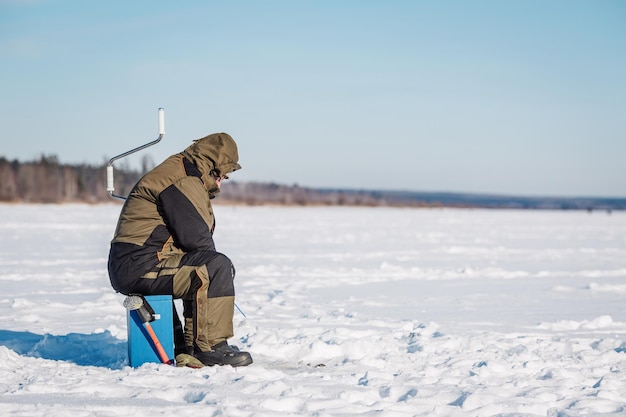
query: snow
[{"left": 0, "top": 203, "right": 625, "bottom": 416}]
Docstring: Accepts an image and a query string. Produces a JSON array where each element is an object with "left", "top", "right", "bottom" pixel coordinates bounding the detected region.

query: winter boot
[{"left": 194, "top": 341, "right": 253, "bottom": 367}]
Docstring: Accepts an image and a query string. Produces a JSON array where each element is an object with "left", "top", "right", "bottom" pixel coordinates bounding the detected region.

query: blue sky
[{"left": 1, "top": 1, "right": 625, "bottom": 197}]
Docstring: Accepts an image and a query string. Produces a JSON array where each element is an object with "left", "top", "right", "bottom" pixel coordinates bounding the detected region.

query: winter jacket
[{"left": 108, "top": 133, "right": 241, "bottom": 294}]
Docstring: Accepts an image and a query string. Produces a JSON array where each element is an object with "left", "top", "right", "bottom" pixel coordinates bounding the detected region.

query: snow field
[{"left": 0, "top": 204, "right": 625, "bottom": 416}]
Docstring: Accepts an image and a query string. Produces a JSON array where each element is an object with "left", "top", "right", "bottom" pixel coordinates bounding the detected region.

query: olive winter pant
[{"left": 149, "top": 250, "right": 236, "bottom": 352}]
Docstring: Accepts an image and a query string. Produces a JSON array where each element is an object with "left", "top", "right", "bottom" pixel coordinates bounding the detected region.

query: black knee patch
[{"left": 206, "top": 253, "right": 235, "bottom": 298}]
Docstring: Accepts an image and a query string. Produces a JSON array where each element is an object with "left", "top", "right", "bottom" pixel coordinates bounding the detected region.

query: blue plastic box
[{"left": 126, "top": 295, "right": 175, "bottom": 367}]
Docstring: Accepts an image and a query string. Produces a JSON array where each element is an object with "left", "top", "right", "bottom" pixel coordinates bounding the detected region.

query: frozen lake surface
[{"left": 0, "top": 204, "right": 625, "bottom": 416}]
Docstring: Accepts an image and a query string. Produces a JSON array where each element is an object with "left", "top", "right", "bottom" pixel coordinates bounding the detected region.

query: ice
[{"left": 0, "top": 203, "right": 625, "bottom": 416}]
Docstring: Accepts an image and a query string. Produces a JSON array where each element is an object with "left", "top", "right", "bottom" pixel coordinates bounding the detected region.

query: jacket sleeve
[{"left": 159, "top": 177, "right": 216, "bottom": 252}]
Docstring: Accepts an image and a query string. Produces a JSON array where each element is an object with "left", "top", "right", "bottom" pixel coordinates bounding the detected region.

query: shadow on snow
[{"left": 0, "top": 329, "right": 127, "bottom": 369}]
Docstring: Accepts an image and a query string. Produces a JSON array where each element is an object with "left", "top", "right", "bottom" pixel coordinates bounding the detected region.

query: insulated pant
[{"left": 142, "top": 250, "right": 236, "bottom": 352}]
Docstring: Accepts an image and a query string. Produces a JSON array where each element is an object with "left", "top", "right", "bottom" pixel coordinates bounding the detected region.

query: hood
[{"left": 182, "top": 132, "right": 241, "bottom": 197}]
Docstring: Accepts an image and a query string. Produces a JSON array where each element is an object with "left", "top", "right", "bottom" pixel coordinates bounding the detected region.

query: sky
[{"left": 1, "top": 0, "right": 625, "bottom": 198}]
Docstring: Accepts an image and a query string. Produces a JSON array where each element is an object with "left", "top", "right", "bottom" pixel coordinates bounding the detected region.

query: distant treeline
[
  {"left": 0, "top": 156, "right": 142, "bottom": 203},
  {"left": 1, "top": 156, "right": 624, "bottom": 211}
]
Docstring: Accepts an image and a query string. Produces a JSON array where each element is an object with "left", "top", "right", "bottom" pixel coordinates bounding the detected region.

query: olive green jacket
[{"left": 108, "top": 133, "right": 241, "bottom": 294}]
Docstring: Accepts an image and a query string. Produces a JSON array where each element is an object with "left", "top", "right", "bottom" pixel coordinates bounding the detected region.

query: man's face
[{"left": 214, "top": 175, "right": 228, "bottom": 190}]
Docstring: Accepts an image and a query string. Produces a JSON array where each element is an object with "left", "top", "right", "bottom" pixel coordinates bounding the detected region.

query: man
[{"left": 108, "top": 132, "right": 252, "bottom": 367}]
